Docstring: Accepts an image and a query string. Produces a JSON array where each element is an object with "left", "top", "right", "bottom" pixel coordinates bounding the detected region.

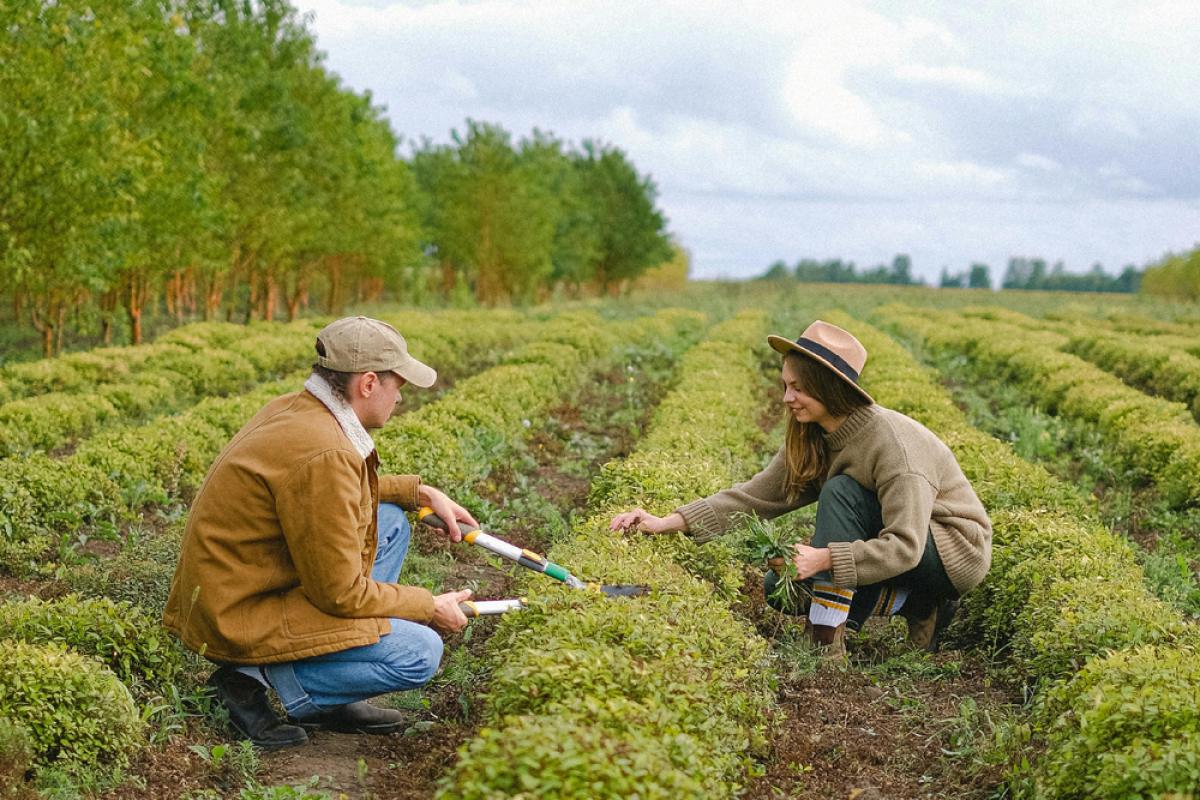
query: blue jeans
[{"left": 264, "top": 503, "right": 444, "bottom": 719}]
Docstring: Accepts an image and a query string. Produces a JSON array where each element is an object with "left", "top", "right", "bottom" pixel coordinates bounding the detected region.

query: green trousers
[{"left": 764, "top": 474, "right": 958, "bottom": 630}]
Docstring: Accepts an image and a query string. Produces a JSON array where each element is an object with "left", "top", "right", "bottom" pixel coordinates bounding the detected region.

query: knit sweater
[{"left": 676, "top": 404, "right": 991, "bottom": 595}]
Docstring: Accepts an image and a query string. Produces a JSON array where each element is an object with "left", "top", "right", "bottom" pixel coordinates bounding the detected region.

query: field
[{"left": 2, "top": 281, "right": 1199, "bottom": 799}]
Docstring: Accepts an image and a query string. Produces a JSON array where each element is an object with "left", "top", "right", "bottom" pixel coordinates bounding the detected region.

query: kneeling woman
[{"left": 609, "top": 320, "right": 991, "bottom": 655}]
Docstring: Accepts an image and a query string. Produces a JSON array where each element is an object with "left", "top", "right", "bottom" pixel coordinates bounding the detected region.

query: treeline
[
  {"left": 1141, "top": 246, "right": 1200, "bottom": 301},
  {"left": 0, "top": 0, "right": 673, "bottom": 356},
  {"left": 998, "top": 258, "right": 1140, "bottom": 293},
  {"left": 760, "top": 254, "right": 920, "bottom": 285},
  {"left": 760, "top": 254, "right": 1142, "bottom": 293}
]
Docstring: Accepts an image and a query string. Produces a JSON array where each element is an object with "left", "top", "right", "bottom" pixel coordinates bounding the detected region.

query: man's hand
[
  {"left": 418, "top": 485, "right": 478, "bottom": 542},
  {"left": 431, "top": 589, "right": 473, "bottom": 633},
  {"left": 792, "top": 544, "right": 833, "bottom": 581}
]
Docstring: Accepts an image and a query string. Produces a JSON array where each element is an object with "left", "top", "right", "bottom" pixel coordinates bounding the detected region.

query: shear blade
[{"left": 597, "top": 584, "right": 650, "bottom": 598}]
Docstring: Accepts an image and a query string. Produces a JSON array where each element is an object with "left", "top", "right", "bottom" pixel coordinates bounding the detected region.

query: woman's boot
[{"left": 806, "top": 621, "right": 847, "bottom": 662}]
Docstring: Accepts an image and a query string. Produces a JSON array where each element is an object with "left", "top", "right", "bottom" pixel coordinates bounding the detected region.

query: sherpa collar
[{"left": 304, "top": 374, "right": 375, "bottom": 460}]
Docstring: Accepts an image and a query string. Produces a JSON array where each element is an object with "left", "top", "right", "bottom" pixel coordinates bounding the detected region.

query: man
[{"left": 163, "top": 316, "right": 477, "bottom": 749}]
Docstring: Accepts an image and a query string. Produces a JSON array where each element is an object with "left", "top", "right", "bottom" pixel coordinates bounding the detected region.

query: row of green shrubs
[
  {"left": 0, "top": 310, "right": 549, "bottom": 575},
  {"left": 438, "top": 311, "right": 777, "bottom": 799},
  {"left": 957, "top": 305, "right": 1200, "bottom": 424},
  {"left": 0, "top": 309, "right": 551, "bottom": 460},
  {"left": 1042, "top": 307, "right": 1200, "bottom": 340},
  {"left": 865, "top": 306, "right": 1200, "bottom": 798},
  {"left": 0, "top": 320, "right": 331, "bottom": 459},
  {"left": 1064, "top": 328, "right": 1200, "bottom": 422},
  {"left": 0, "top": 308, "right": 705, "bottom": 785},
  {"left": 877, "top": 304, "right": 1200, "bottom": 508},
  {"left": 376, "top": 309, "right": 705, "bottom": 489}
]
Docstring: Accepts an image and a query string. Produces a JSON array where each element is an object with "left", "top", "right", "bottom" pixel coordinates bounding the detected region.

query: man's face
[{"left": 359, "top": 371, "right": 407, "bottom": 429}]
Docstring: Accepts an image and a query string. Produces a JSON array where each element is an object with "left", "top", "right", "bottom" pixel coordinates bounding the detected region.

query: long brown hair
[{"left": 782, "top": 352, "right": 872, "bottom": 501}]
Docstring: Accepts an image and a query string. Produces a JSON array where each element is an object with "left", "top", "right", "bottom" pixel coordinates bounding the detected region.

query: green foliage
[
  {"left": 1021, "top": 643, "right": 1200, "bottom": 799},
  {"left": 0, "top": 594, "right": 182, "bottom": 695},
  {"left": 1141, "top": 246, "right": 1200, "bottom": 301},
  {"left": 441, "top": 715, "right": 710, "bottom": 799},
  {"left": 442, "top": 311, "right": 777, "bottom": 799},
  {"left": 865, "top": 305, "right": 1200, "bottom": 795},
  {"left": 0, "top": 640, "right": 141, "bottom": 774}
]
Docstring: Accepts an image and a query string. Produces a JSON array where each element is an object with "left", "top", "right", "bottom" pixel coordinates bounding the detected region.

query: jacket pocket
[{"left": 280, "top": 588, "right": 345, "bottom": 640}]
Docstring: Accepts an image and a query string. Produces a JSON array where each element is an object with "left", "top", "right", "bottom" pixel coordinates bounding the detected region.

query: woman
[{"left": 609, "top": 320, "right": 991, "bottom": 656}]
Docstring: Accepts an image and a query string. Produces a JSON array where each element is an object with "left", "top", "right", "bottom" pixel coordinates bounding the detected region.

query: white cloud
[
  {"left": 1015, "top": 152, "right": 1062, "bottom": 171},
  {"left": 893, "top": 64, "right": 1035, "bottom": 97},
  {"left": 295, "top": 0, "right": 1200, "bottom": 278}
]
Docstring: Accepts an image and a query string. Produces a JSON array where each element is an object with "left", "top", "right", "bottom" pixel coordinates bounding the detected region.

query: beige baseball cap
[{"left": 316, "top": 316, "right": 437, "bottom": 388}]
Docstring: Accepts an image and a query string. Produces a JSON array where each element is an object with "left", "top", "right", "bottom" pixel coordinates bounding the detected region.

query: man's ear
[{"left": 360, "top": 371, "right": 381, "bottom": 397}]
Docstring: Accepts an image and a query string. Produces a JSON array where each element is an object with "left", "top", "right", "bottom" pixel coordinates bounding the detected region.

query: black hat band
[{"left": 795, "top": 337, "right": 861, "bottom": 383}]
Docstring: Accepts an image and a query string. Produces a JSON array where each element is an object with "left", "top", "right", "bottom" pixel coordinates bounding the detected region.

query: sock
[
  {"left": 872, "top": 586, "right": 910, "bottom": 617},
  {"left": 808, "top": 582, "right": 853, "bottom": 628},
  {"left": 235, "top": 666, "right": 270, "bottom": 688}
]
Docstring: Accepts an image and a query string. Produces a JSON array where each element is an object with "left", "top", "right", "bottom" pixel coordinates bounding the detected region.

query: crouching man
[{"left": 164, "top": 316, "right": 477, "bottom": 749}]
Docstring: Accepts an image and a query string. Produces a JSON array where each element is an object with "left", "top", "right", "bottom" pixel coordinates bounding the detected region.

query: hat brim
[
  {"left": 767, "top": 334, "right": 874, "bottom": 404},
  {"left": 390, "top": 355, "right": 437, "bottom": 388}
]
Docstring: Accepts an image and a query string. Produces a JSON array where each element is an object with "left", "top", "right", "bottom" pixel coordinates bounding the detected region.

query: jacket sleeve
[
  {"left": 379, "top": 474, "right": 423, "bottom": 510},
  {"left": 827, "top": 471, "right": 935, "bottom": 588},
  {"left": 675, "top": 448, "right": 819, "bottom": 544},
  {"left": 275, "top": 450, "right": 435, "bottom": 623}
]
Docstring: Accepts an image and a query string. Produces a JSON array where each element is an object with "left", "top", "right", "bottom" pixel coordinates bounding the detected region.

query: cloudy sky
[{"left": 294, "top": 0, "right": 1199, "bottom": 282}]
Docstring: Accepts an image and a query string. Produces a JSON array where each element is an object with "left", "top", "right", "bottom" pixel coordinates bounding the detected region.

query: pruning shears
[{"left": 417, "top": 507, "right": 649, "bottom": 617}]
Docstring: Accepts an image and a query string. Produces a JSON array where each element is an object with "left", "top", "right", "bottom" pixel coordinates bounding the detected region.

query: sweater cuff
[
  {"left": 827, "top": 541, "right": 858, "bottom": 588},
  {"left": 379, "top": 475, "right": 423, "bottom": 511},
  {"left": 676, "top": 499, "right": 721, "bottom": 544}
]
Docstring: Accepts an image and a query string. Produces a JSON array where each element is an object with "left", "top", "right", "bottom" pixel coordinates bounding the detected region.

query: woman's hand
[
  {"left": 792, "top": 544, "right": 832, "bottom": 580},
  {"left": 419, "top": 485, "right": 479, "bottom": 542},
  {"left": 608, "top": 509, "right": 684, "bottom": 534}
]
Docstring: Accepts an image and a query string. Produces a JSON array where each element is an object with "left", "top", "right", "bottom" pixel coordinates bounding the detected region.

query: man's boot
[
  {"left": 903, "top": 598, "right": 959, "bottom": 652},
  {"left": 806, "top": 621, "right": 847, "bottom": 662},
  {"left": 207, "top": 667, "right": 308, "bottom": 750},
  {"left": 289, "top": 701, "right": 406, "bottom": 735}
]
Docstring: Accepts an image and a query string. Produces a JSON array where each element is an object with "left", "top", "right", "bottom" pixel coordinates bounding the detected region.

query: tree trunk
[
  {"left": 99, "top": 288, "right": 118, "bottom": 346},
  {"left": 263, "top": 273, "right": 277, "bottom": 321},
  {"left": 30, "top": 297, "right": 62, "bottom": 357},
  {"left": 56, "top": 304, "right": 66, "bottom": 354},
  {"left": 326, "top": 255, "right": 343, "bottom": 315},
  {"left": 440, "top": 259, "right": 456, "bottom": 297},
  {"left": 125, "top": 270, "right": 147, "bottom": 345}
]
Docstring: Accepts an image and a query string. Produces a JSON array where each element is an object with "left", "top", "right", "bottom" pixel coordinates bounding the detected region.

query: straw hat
[{"left": 767, "top": 320, "right": 873, "bottom": 403}]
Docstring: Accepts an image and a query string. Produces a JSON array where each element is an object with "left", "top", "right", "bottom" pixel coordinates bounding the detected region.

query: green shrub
[
  {"left": 63, "top": 523, "right": 185, "bottom": 615},
  {"left": 439, "top": 715, "right": 711, "bottom": 799},
  {"left": 443, "top": 311, "right": 776, "bottom": 799},
  {"left": 0, "top": 393, "right": 118, "bottom": 457},
  {"left": 1022, "top": 643, "right": 1200, "bottom": 799},
  {"left": 0, "top": 594, "right": 182, "bottom": 694},
  {"left": 0, "top": 640, "right": 141, "bottom": 773}
]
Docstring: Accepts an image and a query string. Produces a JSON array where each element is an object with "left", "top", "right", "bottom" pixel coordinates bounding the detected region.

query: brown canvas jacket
[{"left": 162, "top": 389, "right": 433, "bottom": 664}]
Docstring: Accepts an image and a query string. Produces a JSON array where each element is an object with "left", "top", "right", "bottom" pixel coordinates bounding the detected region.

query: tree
[
  {"left": 577, "top": 141, "right": 671, "bottom": 294},
  {"left": 762, "top": 261, "right": 790, "bottom": 280},
  {"left": 939, "top": 268, "right": 965, "bottom": 288},
  {"left": 0, "top": 0, "right": 141, "bottom": 354},
  {"left": 968, "top": 263, "right": 992, "bottom": 289}
]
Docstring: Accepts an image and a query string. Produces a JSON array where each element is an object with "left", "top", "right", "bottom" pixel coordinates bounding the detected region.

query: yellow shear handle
[{"left": 418, "top": 506, "right": 481, "bottom": 541}]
